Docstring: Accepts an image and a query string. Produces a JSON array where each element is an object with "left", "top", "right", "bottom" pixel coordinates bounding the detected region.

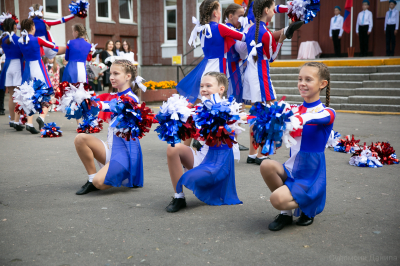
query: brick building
[{"left": 0, "top": 0, "right": 398, "bottom": 82}]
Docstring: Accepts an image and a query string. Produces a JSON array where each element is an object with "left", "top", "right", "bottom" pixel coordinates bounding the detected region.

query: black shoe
[
  {"left": 15, "top": 124, "right": 25, "bottom": 131},
  {"left": 0, "top": 110, "right": 5, "bottom": 115},
  {"left": 26, "top": 125, "right": 40, "bottom": 134},
  {"left": 192, "top": 139, "right": 203, "bottom": 151},
  {"left": 268, "top": 214, "right": 293, "bottom": 231},
  {"left": 130, "top": 185, "right": 140, "bottom": 188},
  {"left": 36, "top": 117, "right": 44, "bottom": 130},
  {"left": 247, "top": 156, "right": 256, "bottom": 164},
  {"left": 9, "top": 122, "right": 14, "bottom": 128},
  {"left": 238, "top": 143, "right": 249, "bottom": 151},
  {"left": 255, "top": 156, "right": 270, "bottom": 165},
  {"left": 165, "top": 197, "right": 186, "bottom": 213},
  {"left": 296, "top": 212, "right": 314, "bottom": 226},
  {"left": 76, "top": 181, "right": 99, "bottom": 195},
  {"left": 285, "top": 21, "right": 304, "bottom": 39}
]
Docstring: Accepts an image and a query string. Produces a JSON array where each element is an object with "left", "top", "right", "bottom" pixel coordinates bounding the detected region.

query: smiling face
[
  {"left": 122, "top": 41, "right": 129, "bottom": 52},
  {"left": 200, "top": 75, "right": 225, "bottom": 99},
  {"left": 229, "top": 8, "right": 245, "bottom": 28},
  {"left": 109, "top": 64, "right": 132, "bottom": 91},
  {"left": 298, "top": 66, "right": 328, "bottom": 103}
]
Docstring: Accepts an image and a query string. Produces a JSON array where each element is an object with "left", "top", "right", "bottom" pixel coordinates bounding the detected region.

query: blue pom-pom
[
  {"left": 31, "top": 78, "right": 54, "bottom": 115},
  {"left": 41, "top": 122, "right": 62, "bottom": 138},
  {"left": 69, "top": 0, "right": 89, "bottom": 18},
  {"left": 249, "top": 101, "right": 293, "bottom": 155}
]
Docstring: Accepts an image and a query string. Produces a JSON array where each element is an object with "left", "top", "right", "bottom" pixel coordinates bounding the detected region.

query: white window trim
[
  {"left": 163, "top": 0, "right": 177, "bottom": 45},
  {"left": 43, "top": 0, "right": 62, "bottom": 19},
  {"left": 96, "top": 0, "right": 114, "bottom": 23},
  {"left": 119, "top": 0, "right": 134, "bottom": 24}
]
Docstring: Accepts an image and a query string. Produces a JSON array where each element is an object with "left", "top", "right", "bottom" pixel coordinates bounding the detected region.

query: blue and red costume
[
  {"left": 243, "top": 21, "right": 282, "bottom": 102},
  {"left": 284, "top": 100, "right": 336, "bottom": 218},
  {"left": 18, "top": 34, "right": 59, "bottom": 88},
  {"left": 0, "top": 33, "right": 24, "bottom": 90},
  {"left": 177, "top": 21, "right": 245, "bottom": 103},
  {"left": 62, "top": 38, "right": 92, "bottom": 83}
]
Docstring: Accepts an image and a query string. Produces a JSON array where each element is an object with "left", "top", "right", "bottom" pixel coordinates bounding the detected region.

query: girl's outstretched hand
[{"left": 278, "top": 30, "right": 286, "bottom": 43}]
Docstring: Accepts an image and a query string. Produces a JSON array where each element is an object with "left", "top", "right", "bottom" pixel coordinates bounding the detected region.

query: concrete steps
[{"left": 271, "top": 65, "right": 400, "bottom": 112}]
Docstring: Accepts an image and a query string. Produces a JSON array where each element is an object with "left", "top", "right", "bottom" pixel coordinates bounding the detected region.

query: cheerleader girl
[
  {"left": 62, "top": 23, "right": 92, "bottom": 83},
  {"left": 74, "top": 59, "right": 145, "bottom": 195},
  {"left": 166, "top": 72, "right": 242, "bottom": 213},
  {"left": 0, "top": 18, "right": 39, "bottom": 133},
  {"left": 18, "top": 18, "right": 60, "bottom": 130},
  {"left": 28, "top": 4, "right": 74, "bottom": 58},
  {"left": 177, "top": 0, "right": 246, "bottom": 103},
  {"left": 244, "top": 0, "right": 300, "bottom": 165},
  {"left": 260, "top": 62, "right": 335, "bottom": 231}
]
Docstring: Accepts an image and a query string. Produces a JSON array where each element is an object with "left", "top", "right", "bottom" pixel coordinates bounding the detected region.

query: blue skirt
[
  {"left": 104, "top": 135, "right": 144, "bottom": 187},
  {"left": 176, "top": 58, "right": 208, "bottom": 103},
  {"left": 176, "top": 144, "right": 242, "bottom": 206},
  {"left": 284, "top": 151, "right": 326, "bottom": 218},
  {"left": 62, "top": 61, "right": 87, "bottom": 83}
]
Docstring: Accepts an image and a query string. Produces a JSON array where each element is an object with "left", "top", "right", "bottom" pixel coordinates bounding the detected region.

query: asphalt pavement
[{"left": 0, "top": 99, "right": 399, "bottom": 266}]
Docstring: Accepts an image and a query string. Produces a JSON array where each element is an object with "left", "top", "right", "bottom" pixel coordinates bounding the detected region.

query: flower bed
[{"left": 141, "top": 80, "right": 178, "bottom": 102}]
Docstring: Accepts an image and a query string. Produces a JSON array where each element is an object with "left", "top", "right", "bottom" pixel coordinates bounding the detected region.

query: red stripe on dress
[
  {"left": 261, "top": 60, "right": 271, "bottom": 100},
  {"left": 326, "top": 109, "right": 335, "bottom": 125}
]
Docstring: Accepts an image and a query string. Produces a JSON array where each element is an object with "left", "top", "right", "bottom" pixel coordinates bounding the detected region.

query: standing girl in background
[
  {"left": 0, "top": 18, "right": 35, "bottom": 132},
  {"left": 177, "top": 0, "right": 246, "bottom": 103},
  {"left": 28, "top": 3, "right": 74, "bottom": 58},
  {"left": 101, "top": 40, "right": 117, "bottom": 93},
  {"left": 74, "top": 60, "right": 145, "bottom": 195},
  {"left": 62, "top": 23, "right": 92, "bottom": 83},
  {"left": 260, "top": 62, "right": 335, "bottom": 231},
  {"left": 243, "top": 0, "right": 285, "bottom": 165},
  {"left": 18, "top": 18, "right": 60, "bottom": 130}
]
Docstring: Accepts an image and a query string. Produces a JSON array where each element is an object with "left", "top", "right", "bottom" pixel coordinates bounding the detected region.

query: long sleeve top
[
  {"left": 356, "top": 9, "right": 373, "bottom": 33},
  {"left": 385, "top": 8, "right": 399, "bottom": 30},
  {"left": 329, "top": 15, "right": 344, "bottom": 37}
]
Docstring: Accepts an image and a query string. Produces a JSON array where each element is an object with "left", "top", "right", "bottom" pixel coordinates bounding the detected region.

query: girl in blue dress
[
  {"left": 74, "top": 59, "right": 146, "bottom": 195},
  {"left": 260, "top": 62, "right": 335, "bottom": 231},
  {"left": 18, "top": 18, "right": 60, "bottom": 130},
  {"left": 177, "top": 0, "right": 246, "bottom": 103},
  {"left": 62, "top": 23, "right": 92, "bottom": 83},
  {"left": 166, "top": 72, "right": 242, "bottom": 213},
  {"left": 0, "top": 18, "right": 40, "bottom": 133},
  {"left": 28, "top": 3, "right": 75, "bottom": 58}
]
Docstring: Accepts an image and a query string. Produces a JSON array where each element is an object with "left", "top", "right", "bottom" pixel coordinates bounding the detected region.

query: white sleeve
[
  {"left": 356, "top": 13, "right": 360, "bottom": 33},
  {"left": 368, "top": 11, "right": 373, "bottom": 32},
  {"left": 385, "top": 12, "right": 388, "bottom": 31},
  {"left": 234, "top": 41, "right": 248, "bottom": 60},
  {"left": 329, "top": 18, "right": 333, "bottom": 37},
  {"left": 339, "top": 17, "right": 344, "bottom": 36}
]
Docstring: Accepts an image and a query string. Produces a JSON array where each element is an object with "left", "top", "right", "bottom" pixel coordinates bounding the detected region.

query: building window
[
  {"left": 119, "top": 0, "right": 133, "bottom": 23},
  {"left": 97, "top": 0, "right": 112, "bottom": 21},
  {"left": 43, "top": 0, "right": 61, "bottom": 18},
  {"left": 164, "top": 0, "right": 177, "bottom": 43}
]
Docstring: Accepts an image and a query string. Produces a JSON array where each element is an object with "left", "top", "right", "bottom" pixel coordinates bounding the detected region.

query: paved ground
[{"left": 1, "top": 97, "right": 400, "bottom": 266}]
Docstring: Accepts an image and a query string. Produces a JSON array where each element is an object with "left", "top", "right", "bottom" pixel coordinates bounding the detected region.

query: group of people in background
[
  {"left": 0, "top": 4, "right": 136, "bottom": 119},
  {"left": 329, "top": 0, "right": 399, "bottom": 57}
]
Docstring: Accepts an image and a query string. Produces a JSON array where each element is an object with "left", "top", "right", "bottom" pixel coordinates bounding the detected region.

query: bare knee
[
  {"left": 260, "top": 160, "right": 277, "bottom": 178},
  {"left": 92, "top": 177, "right": 103, "bottom": 189},
  {"left": 167, "top": 143, "right": 182, "bottom": 158},
  {"left": 270, "top": 192, "right": 285, "bottom": 210},
  {"left": 74, "top": 133, "right": 88, "bottom": 147}
]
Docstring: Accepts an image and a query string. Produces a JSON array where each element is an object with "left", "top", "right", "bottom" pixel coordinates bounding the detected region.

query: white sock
[
  {"left": 88, "top": 174, "right": 96, "bottom": 182},
  {"left": 248, "top": 154, "right": 257, "bottom": 159},
  {"left": 14, "top": 121, "right": 19, "bottom": 125},
  {"left": 174, "top": 192, "right": 185, "bottom": 199},
  {"left": 257, "top": 155, "right": 270, "bottom": 159},
  {"left": 26, "top": 123, "right": 33, "bottom": 127},
  {"left": 281, "top": 210, "right": 292, "bottom": 216},
  {"left": 39, "top": 116, "right": 45, "bottom": 122}
]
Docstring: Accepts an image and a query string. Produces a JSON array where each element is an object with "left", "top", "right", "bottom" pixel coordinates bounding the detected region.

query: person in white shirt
[
  {"left": 385, "top": 0, "right": 399, "bottom": 56},
  {"left": 329, "top": 6, "right": 344, "bottom": 57},
  {"left": 356, "top": 0, "right": 373, "bottom": 57},
  {"left": 119, "top": 40, "right": 138, "bottom": 65}
]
